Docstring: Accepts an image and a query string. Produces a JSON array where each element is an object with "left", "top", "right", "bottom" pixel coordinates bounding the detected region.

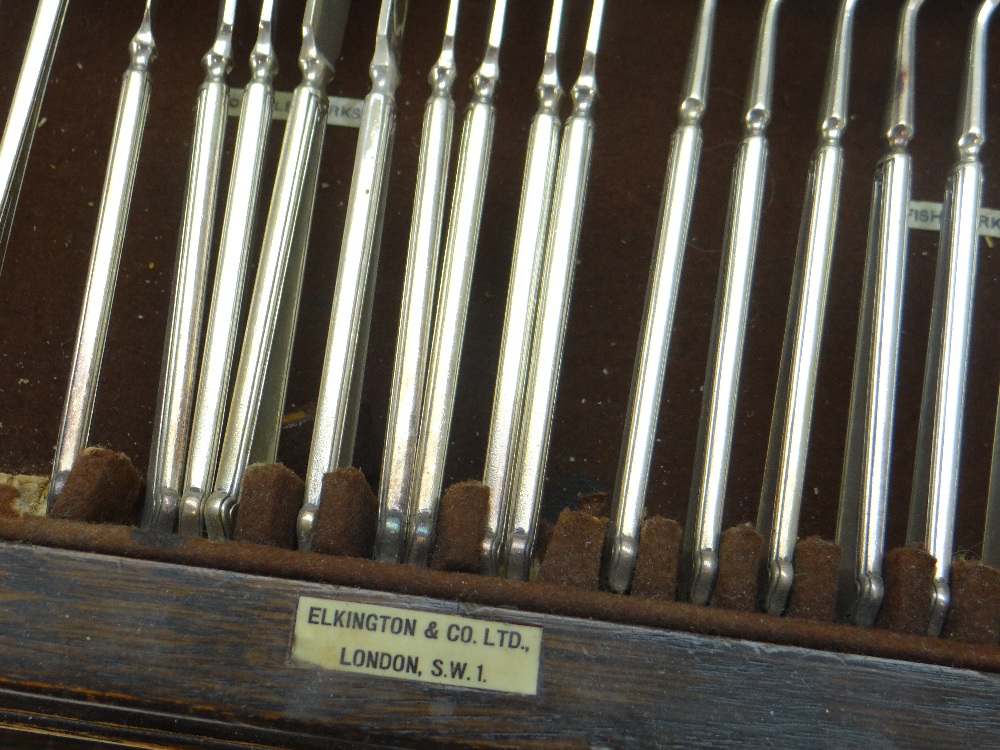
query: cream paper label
[
  {"left": 908, "top": 200, "right": 1000, "bottom": 237},
  {"left": 227, "top": 90, "right": 364, "bottom": 128},
  {"left": 291, "top": 596, "right": 543, "bottom": 695}
]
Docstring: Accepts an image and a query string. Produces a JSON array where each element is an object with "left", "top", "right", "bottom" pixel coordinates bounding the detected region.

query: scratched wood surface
[{"left": 0, "top": 541, "right": 997, "bottom": 749}]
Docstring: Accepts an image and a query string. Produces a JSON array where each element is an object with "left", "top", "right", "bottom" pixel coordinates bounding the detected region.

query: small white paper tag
[
  {"left": 291, "top": 596, "right": 543, "bottom": 695},
  {"left": 908, "top": 200, "right": 1000, "bottom": 238},
  {"left": 227, "top": 90, "right": 364, "bottom": 128}
]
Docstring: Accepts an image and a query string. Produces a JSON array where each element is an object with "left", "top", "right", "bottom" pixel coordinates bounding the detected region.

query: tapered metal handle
[
  {"left": 48, "top": 35, "right": 155, "bottom": 509},
  {"left": 756, "top": 0, "right": 858, "bottom": 616},
  {"left": 909, "top": 0, "right": 996, "bottom": 636},
  {"left": 835, "top": 152, "right": 909, "bottom": 625},
  {"left": 372, "top": 0, "right": 454, "bottom": 563},
  {"left": 199, "top": 0, "right": 350, "bottom": 538},
  {"left": 374, "top": 88, "right": 455, "bottom": 563},
  {"left": 757, "top": 142, "right": 843, "bottom": 615},
  {"left": 202, "top": 82, "right": 329, "bottom": 539},
  {"left": 908, "top": 161, "right": 982, "bottom": 635},
  {"left": 300, "top": 89, "right": 399, "bottom": 550},
  {"left": 681, "top": 0, "right": 781, "bottom": 605},
  {"left": 605, "top": 122, "right": 703, "bottom": 594},
  {"left": 400, "top": 0, "right": 506, "bottom": 566},
  {"left": 249, "top": 141, "right": 322, "bottom": 468},
  {"left": 835, "top": 0, "right": 922, "bottom": 627},
  {"left": 479, "top": 0, "right": 565, "bottom": 577},
  {"left": 503, "top": 111, "right": 595, "bottom": 581},
  {"left": 177, "top": 75, "right": 276, "bottom": 539},
  {"left": 405, "top": 97, "right": 497, "bottom": 566},
  {"left": 481, "top": 109, "right": 562, "bottom": 575},
  {"left": 144, "top": 70, "right": 231, "bottom": 533},
  {"left": 682, "top": 133, "right": 768, "bottom": 604},
  {"left": 0, "top": 0, "right": 69, "bottom": 270}
]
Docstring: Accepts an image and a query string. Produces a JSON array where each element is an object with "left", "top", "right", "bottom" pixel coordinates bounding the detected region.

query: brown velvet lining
[
  {"left": 312, "top": 468, "right": 378, "bottom": 559},
  {"left": 2, "top": 514, "right": 1000, "bottom": 673},
  {"left": 430, "top": 480, "right": 489, "bottom": 573},
  {"left": 875, "top": 545, "right": 936, "bottom": 636},
  {"left": 232, "top": 463, "right": 304, "bottom": 549},
  {"left": 49, "top": 448, "right": 141, "bottom": 526},
  {"left": 712, "top": 524, "right": 764, "bottom": 612},
  {"left": 537, "top": 509, "right": 606, "bottom": 590},
  {"left": 630, "top": 516, "right": 681, "bottom": 600},
  {"left": 785, "top": 537, "right": 841, "bottom": 622},
  {"left": 943, "top": 559, "right": 1000, "bottom": 645}
]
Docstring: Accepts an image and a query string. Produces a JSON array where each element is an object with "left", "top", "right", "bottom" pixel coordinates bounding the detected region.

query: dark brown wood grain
[{"left": 0, "top": 540, "right": 998, "bottom": 748}]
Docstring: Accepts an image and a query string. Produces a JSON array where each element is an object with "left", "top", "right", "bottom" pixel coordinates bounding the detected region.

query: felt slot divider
[
  {"left": 630, "top": 516, "right": 682, "bottom": 600},
  {"left": 311, "top": 468, "right": 379, "bottom": 558},
  {"left": 711, "top": 524, "right": 765, "bottom": 612},
  {"left": 942, "top": 559, "right": 1000, "bottom": 645},
  {"left": 232, "top": 463, "right": 304, "bottom": 549},
  {"left": 784, "top": 537, "right": 841, "bottom": 621},
  {"left": 537, "top": 509, "right": 607, "bottom": 590},
  {"left": 875, "top": 545, "right": 937, "bottom": 635},
  {"left": 49, "top": 447, "right": 142, "bottom": 526},
  {"left": 430, "top": 480, "right": 489, "bottom": 573}
]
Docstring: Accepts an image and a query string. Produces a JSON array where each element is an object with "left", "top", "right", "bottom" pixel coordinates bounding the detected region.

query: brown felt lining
[
  {"left": 785, "top": 537, "right": 841, "bottom": 622},
  {"left": 232, "top": 463, "right": 304, "bottom": 549},
  {"left": 537, "top": 509, "right": 606, "bottom": 590},
  {"left": 49, "top": 447, "right": 141, "bottom": 526},
  {"left": 942, "top": 559, "right": 1000, "bottom": 645},
  {"left": 3, "top": 515, "right": 1000, "bottom": 674},
  {"left": 712, "top": 524, "right": 764, "bottom": 612},
  {"left": 875, "top": 545, "right": 936, "bottom": 636},
  {"left": 430, "top": 481, "right": 489, "bottom": 573},
  {"left": 312, "top": 468, "right": 378, "bottom": 559},
  {"left": 630, "top": 516, "right": 681, "bottom": 600}
]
